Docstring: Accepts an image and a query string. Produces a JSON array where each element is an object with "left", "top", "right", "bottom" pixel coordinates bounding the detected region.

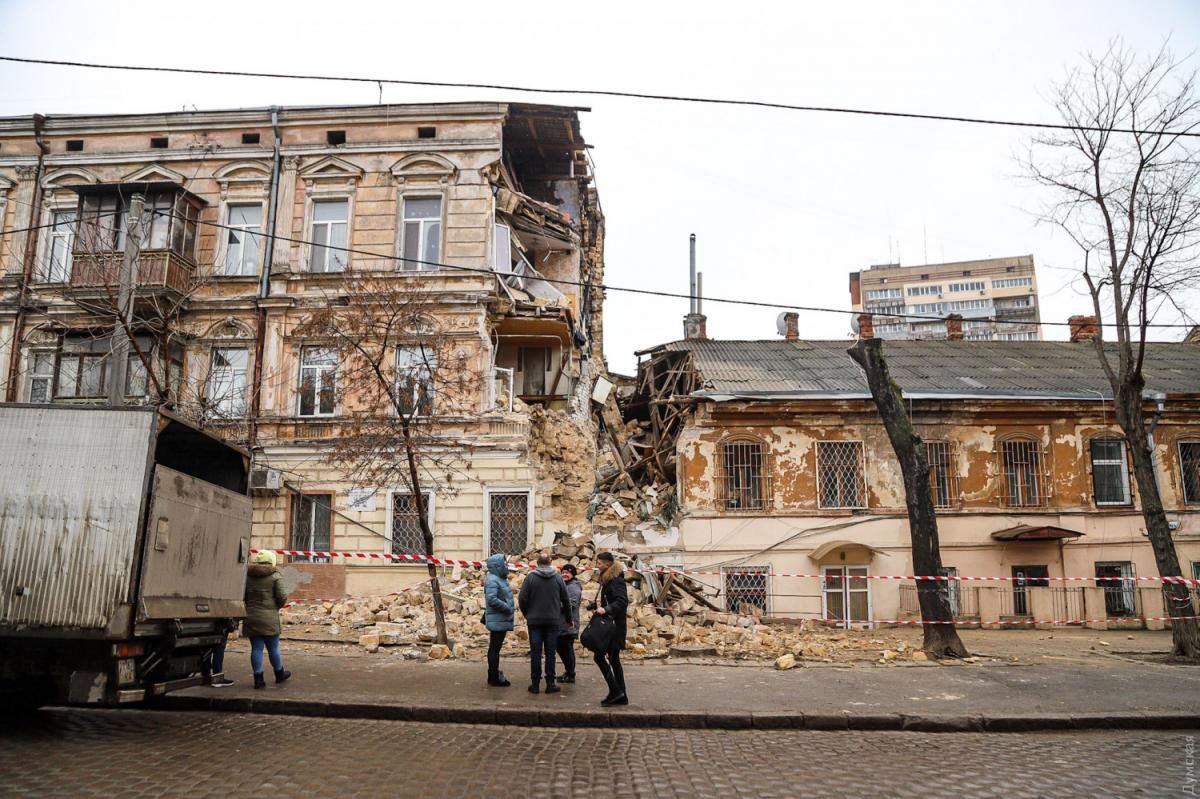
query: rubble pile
[
  {"left": 526, "top": 403, "right": 597, "bottom": 531},
  {"left": 279, "top": 532, "right": 913, "bottom": 664}
]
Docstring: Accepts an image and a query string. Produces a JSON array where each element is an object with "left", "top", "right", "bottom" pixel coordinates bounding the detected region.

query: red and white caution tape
[
  {"left": 253, "top": 549, "right": 1200, "bottom": 585},
  {"left": 282, "top": 578, "right": 433, "bottom": 609},
  {"left": 823, "top": 614, "right": 1200, "bottom": 626}
]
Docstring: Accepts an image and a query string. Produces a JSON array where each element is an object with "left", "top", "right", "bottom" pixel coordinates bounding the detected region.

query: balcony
[{"left": 69, "top": 250, "right": 195, "bottom": 302}]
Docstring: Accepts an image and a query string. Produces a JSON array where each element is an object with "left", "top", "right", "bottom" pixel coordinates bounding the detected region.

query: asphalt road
[{"left": 0, "top": 708, "right": 1192, "bottom": 798}]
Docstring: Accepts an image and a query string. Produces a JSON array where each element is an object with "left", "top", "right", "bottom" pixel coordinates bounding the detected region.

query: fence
[
  {"left": 1049, "top": 587, "right": 1085, "bottom": 624},
  {"left": 898, "top": 583, "right": 979, "bottom": 620}
]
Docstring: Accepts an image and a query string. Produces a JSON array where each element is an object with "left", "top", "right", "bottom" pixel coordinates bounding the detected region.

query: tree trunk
[
  {"left": 401, "top": 418, "right": 449, "bottom": 646},
  {"left": 1113, "top": 382, "right": 1200, "bottom": 659},
  {"left": 849, "top": 338, "right": 969, "bottom": 659}
]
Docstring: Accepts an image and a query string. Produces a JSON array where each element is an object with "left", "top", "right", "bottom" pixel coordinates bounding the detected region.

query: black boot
[
  {"left": 597, "top": 667, "right": 617, "bottom": 705},
  {"left": 274, "top": 668, "right": 291, "bottom": 684},
  {"left": 253, "top": 672, "right": 266, "bottom": 690},
  {"left": 528, "top": 679, "right": 540, "bottom": 694},
  {"left": 488, "top": 671, "right": 511, "bottom": 687},
  {"left": 559, "top": 672, "right": 576, "bottom": 684},
  {"left": 544, "top": 678, "right": 561, "bottom": 694}
]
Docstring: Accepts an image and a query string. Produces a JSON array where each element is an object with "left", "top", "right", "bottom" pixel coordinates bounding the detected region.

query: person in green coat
[{"left": 244, "top": 550, "right": 292, "bottom": 689}]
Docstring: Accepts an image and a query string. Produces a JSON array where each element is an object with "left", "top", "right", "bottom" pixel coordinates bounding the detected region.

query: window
[
  {"left": 997, "top": 331, "right": 1038, "bottom": 341},
  {"left": 42, "top": 210, "right": 76, "bottom": 282},
  {"left": 1002, "top": 438, "right": 1044, "bottom": 506},
  {"left": 78, "top": 191, "right": 198, "bottom": 258},
  {"left": 909, "top": 302, "right": 946, "bottom": 315},
  {"left": 206, "top": 347, "right": 249, "bottom": 417},
  {"left": 65, "top": 139, "right": 84, "bottom": 152},
  {"left": 78, "top": 194, "right": 124, "bottom": 251},
  {"left": 310, "top": 199, "right": 349, "bottom": 272},
  {"left": 488, "top": 491, "right": 529, "bottom": 555},
  {"left": 947, "top": 299, "right": 991, "bottom": 311},
  {"left": 865, "top": 303, "right": 904, "bottom": 316},
  {"left": 948, "top": 281, "right": 985, "bottom": 293},
  {"left": 389, "top": 492, "right": 431, "bottom": 557},
  {"left": 926, "top": 441, "right": 955, "bottom": 508},
  {"left": 298, "top": 346, "right": 337, "bottom": 417},
  {"left": 26, "top": 352, "right": 54, "bottom": 402},
  {"left": 1095, "top": 562, "right": 1137, "bottom": 617},
  {"left": 222, "top": 204, "right": 262, "bottom": 276},
  {"left": 519, "top": 346, "right": 549, "bottom": 396},
  {"left": 717, "top": 438, "right": 768, "bottom": 511},
  {"left": 150, "top": 137, "right": 169, "bottom": 149},
  {"left": 395, "top": 345, "right": 436, "bottom": 416},
  {"left": 865, "top": 288, "right": 901, "bottom": 301},
  {"left": 723, "top": 566, "right": 769, "bottom": 615},
  {"left": 1090, "top": 439, "right": 1130, "bottom": 505},
  {"left": 817, "top": 441, "right": 865, "bottom": 508},
  {"left": 401, "top": 197, "right": 442, "bottom": 271},
  {"left": 994, "top": 296, "right": 1033, "bottom": 310},
  {"left": 992, "top": 276, "right": 1033, "bottom": 289},
  {"left": 291, "top": 494, "right": 332, "bottom": 562},
  {"left": 125, "top": 353, "right": 148, "bottom": 398},
  {"left": 55, "top": 338, "right": 108, "bottom": 399},
  {"left": 1180, "top": 442, "right": 1200, "bottom": 504},
  {"left": 417, "top": 126, "right": 437, "bottom": 139},
  {"left": 241, "top": 132, "right": 260, "bottom": 145},
  {"left": 326, "top": 130, "right": 346, "bottom": 146},
  {"left": 907, "top": 284, "right": 942, "bottom": 297}
]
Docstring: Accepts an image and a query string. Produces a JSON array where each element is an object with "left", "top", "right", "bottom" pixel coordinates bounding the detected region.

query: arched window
[
  {"left": 717, "top": 437, "right": 769, "bottom": 511},
  {"left": 1000, "top": 435, "right": 1044, "bottom": 507}
]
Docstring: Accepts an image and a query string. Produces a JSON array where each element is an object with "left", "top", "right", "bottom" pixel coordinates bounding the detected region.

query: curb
[{"left": 149, "top": 695, "right": 1200, "bottom": 732}]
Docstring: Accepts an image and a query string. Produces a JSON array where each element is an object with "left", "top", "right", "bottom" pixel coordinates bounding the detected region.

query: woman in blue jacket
[{"left": 484, "top": 553, "right": 515, "bottom": 687}]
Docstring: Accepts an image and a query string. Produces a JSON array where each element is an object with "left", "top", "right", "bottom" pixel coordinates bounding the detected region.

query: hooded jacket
[
  {"left": 243, "top": 563, "right": 288, "bottom": 637},
  {"left": 483, "top": 554, "right": 515, "bottom": 632},
  {"left": 562, "top": 577, "right": 583, "bottom": 636},
  {"left": 597, "top": 561, "right": 629, "bottom": 650},
  {"left": 518, "top": 565, "right": 572, "bottom": 627}
]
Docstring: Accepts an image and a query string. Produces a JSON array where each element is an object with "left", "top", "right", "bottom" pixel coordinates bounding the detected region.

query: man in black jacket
[
  {"left": 589, "top": 551, "right": 629, "bottom": 706},
  {"left": 518, "top": 552, "right": 572, "bottom": 694}
]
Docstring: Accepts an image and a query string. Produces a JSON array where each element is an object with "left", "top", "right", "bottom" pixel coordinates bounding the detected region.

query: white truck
[{"left": 0, "top": 405, "right": 251, "bottom": 708}]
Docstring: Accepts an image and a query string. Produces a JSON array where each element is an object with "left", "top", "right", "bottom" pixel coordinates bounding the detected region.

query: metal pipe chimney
[{"left": 689, "top": 233, "right": 697, "bottom": 314}]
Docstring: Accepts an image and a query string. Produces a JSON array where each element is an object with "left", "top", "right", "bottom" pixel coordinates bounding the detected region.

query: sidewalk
[{"left": 156, "top": 640, "right": 1200, "bottom": 732}]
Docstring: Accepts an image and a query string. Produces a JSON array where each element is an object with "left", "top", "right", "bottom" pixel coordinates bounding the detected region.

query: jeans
[
  {"left": 250, "top": 635, "right": 283, "bottom": 675},
  {"left": 594, "top": 645, "right": 625, "bottom": 695},
  {"left": 487, "top": 630, "right": 507, "bottom": 677},
  {"left": 527, "top": 623, "right": 559, "bottom": 684},
  {"left": 203, "top": 641, "right": 227, "bottom": 676},
  {"left": 555, "top": 633, "right": 577, "bottom": 677}
]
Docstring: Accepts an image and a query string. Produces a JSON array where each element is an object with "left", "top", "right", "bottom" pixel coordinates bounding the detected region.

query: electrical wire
[{"left": 3, "top": 55, "right": 1199, "bottom": 138}]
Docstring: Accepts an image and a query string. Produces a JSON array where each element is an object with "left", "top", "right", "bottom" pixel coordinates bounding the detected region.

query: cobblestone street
[{"left": 0, "top": 708, "right": 1189, "bottom": 798}]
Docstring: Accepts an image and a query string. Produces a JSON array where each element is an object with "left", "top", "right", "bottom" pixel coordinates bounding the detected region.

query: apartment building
[
  {"left": 0, "top": 102, "right": 605, "bottom": 597},
  {"left": 849, "top": 255, "right": 1042, "bottom": 341}
]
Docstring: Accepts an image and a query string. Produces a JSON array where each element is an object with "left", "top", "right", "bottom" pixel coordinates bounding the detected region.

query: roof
[
  {"left": 990, "top": 525, "right": 1085, "bottom": 541},
  {"left": 656, "top": 339, "right": 1200, "bottom": 401}
]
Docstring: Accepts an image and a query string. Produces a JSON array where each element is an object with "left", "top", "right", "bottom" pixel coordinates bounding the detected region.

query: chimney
[
  {"left": 684, "top": 312, "right": 707, "bottom": 341},
  {"left": 857, "top": 313, "right": 875, "bottom": 340},
  {"left": 783, "top": 312, "right": 799, "bottom": 341},
  {"left": 945, "top": 313, "right": 963, "bottom": 341},
  {"left": 849, "top": 271, "right": 862, "bottom": 307},
  {"left": 1069, "top": 315, "right": 1099, "bottom": 342}
]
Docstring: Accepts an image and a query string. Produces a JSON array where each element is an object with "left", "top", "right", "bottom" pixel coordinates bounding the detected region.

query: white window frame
[
  {"left": 1089, "top": 438, "right": 1131, "bottom": 506},
  {"left": 297, "top": 346, "right": 337, "bottom": 418},
  {"left": 217, "top": 201, "right": 266, "bottom": 277},
  {"left": 821, "top": 565, "right": 873, "bottom": 630},
  {"left": 483, "top": 486, "right": 533, "bottom": 555},
  {"left": 385, "top": 489, "right": 435, "bottom": 559},
  {"left": 205, "top": 346, "right": 250, "bottom": 418},
  {"left": 816, "top": 440, "right": 867, "bottom": 509},
  {"left": 25, "top": 349, "right": 56, "bottom": 402},
  {"left": 992, "top": 277, "right": 1033, "bottom": 289},
  {"left": 398, "top": 194, "right": 444, "bottom": 272},
  {"left": 906, "top": 284, "right": 942, "bottom": 297},
  {"left": 304, "top": 193, "right": 353, "bottom": 273},
  {"left": 395, "top": 345, "right": 437, "bottom": 417},
  {"left": 40, "top": 207, "right": 77, "bottom": 283}
]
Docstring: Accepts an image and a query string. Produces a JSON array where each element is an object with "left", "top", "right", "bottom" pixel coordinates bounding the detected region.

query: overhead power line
[{"left": 3, "top": 55, "right": 1199, "bottom": 138}]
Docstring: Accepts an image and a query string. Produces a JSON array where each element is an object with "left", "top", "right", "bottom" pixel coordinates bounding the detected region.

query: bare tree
[
  {"left": 849, "top": 336, "right": 970, "bottom": 659},
  {"left": 299, "top": 272, "right": 487, "bottom": 647},
  {"left": 1025, "top": 40, "right": 1200, "bottom": 658}
]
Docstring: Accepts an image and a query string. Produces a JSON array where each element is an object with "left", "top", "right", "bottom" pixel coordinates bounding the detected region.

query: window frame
[
  {"left": 289, "top": 492, "right": 333, "bottom": 563},
  {"left": 398, "top": 194, "right": 444, "bottom": 272},
  {"left": 721, "top": 565, "right": 771, "bottom": 616},
  {"left": 925, "top": 440, "right": 956, "bottom": 509},
  {"left": 385, "top": 489, "right": 435, "bottom": 558},
  {"left": 25, "top": 349, "right": 56, "bottom": 403},
  {"left": 1000, "top": 435, "right": 1045, "bottom": 507},
  {"left": 297, "top": 346, "right": 338, "bottom": 418},
  {"left": 1179, "top": 440, "right": 1200, "bottom": 505},
  {"left": 305, "top": 195, "right": 352, "bottom": 273},
  {"left": 1089, "top": 437, "right": 1132, "bottom": 507},
  {"left": 217, "top": 201, "right": 266, "bottom": 277},
  {"left": 40, "top": 207, "right": 77, "bottom": 283},
  {"left": 816, "top": 440, "right": 867, "bottom": 510},
  {"left": 395, "top": 344, "right": 437, "bottom": 417},
  {"left": 205, "top": 346, "right": 250, "bottom": 418},
  {"left": 716, "top": 436, "right": 771, "bottom": 512},
  {"left": 484, "top": 486, "right": 533, "bottom": 556}
]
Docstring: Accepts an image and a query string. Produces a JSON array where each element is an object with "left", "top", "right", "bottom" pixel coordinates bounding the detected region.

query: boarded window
[
  {"left": 717, "top": 439, "right": 769, "bottom": 511},
  {"left": 488, "top": 492, "right": 528, "bottom": 555},
  {"left": 291, "top": 494, "right": 332, "bottom": 562},
  {"left": 723, "top": 566, "right": 769, "bottom": 616},
  {"left": 390, "top": 493, "right": 430, "bottom": 557},
  {"left": 1002, "top": 438, "right": 1043, "bottom": 507},
  {"left": 1090, "top": 439, "right": 1130, "bottom": 505},
  {"left": 817, "top": 441, "right": 865, "bottom": 508},
  {"left": 1180, "top": 442, "right": 1200, "bottom": 505},
  {"left": 926, "top": 441, "right": 955, "bottom": 508}
]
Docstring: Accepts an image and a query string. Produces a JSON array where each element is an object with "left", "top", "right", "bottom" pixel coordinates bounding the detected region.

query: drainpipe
[
  {"left": 1145, "top": 390, "right": 1167, "bottom": 496},
  {"left": 5, "top": 114, "right": 49, "bottom": 402},
  {"left": 249, "top": 107, "right": 281, "bottom": 445}
]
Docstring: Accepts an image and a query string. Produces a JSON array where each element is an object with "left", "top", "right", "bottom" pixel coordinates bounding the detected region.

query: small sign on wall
[{"left": 345, "top": 488, "right": 376, "bottom": 513}]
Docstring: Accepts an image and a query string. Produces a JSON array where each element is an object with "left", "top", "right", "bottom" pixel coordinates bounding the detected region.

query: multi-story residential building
[
  {"left": 620, "top": 312, "right": 1200, "bottom": 629},
  {"left": 0, "top": 102, "right": 605, "bottom": 597},
  {"left": 849, "top": 255, "right": 1042, "bottom": 340}
]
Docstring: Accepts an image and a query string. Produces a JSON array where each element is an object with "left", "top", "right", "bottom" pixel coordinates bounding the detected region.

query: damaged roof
[{"left": 656, "top": 339, "right": 1200, "bottom": 400}]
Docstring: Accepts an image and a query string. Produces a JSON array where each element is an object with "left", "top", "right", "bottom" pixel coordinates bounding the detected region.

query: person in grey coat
[
  {"left": 483, "top": 553, "right": 515, "bottom": 687},
  {"left": 517, "top": 552, "right": 572, "bottom": 694},
  {"left": 555, "top": 563, "right": 583, "bottom": 683}
]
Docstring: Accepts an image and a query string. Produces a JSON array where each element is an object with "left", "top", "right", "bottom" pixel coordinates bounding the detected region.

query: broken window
[
  {"left": 390, "top": 492, "right": 431, "bottom": 557},
  {"left": 519, "top": 346, "right": 549, "bottom": 397},
  {"left": 1090, "top": 439, "right": 1130, "bottom": 505},
  {"left": 395, "top": 345, "right": 435, "bottom": 416},
  {"left": 55, "top": 337, "right": 108, "bottom": 399},
  {"left": 817, "top": 441, "right": 865, "bottom": 509},
  {"left": 206, "top": 347, "right": 249, "bottom": 417},
  {"left": 26, "top": 351, "right": 54, "bottom": 402},
  {"left": 722, "top": 566, "right": 769, "bottom": 616},
  {"left": 1002, "top": 437, "right": 1043, "bottom": 506},
  {"left": 222, "top": 204, "right": 263, "bottom": 276},
  {"left": 717, "top": 438, "right": 768, "bottom": 511},
  {"left": 926, "top": 441, "right": 955, "bottom": 508},
  {"left": 298, "top": 346, "right": 337, "bottom": 417},
  {"left": 1095, "top": 562, "right": 1137, "bottom": 617},
  {"left": 1180, "top": 442, "right": 1200, "bottom": 505},
  {"left": 401, "top": 197, "right": 441, "bottom": 271},
  {"left": 291, "top": 493, "right": 332, "bottom": 562},
  {"left": 42, "top": 210, "right": 76, "bottom": 282},
  {"left": 488, "top": 492, "right": 529, "bottom": 555},
  {"left": 125, "top": 353, "right": 149, "bottom": 398},
  {"left": 309, "top": 199, "right": 349, "bottom": 272}
]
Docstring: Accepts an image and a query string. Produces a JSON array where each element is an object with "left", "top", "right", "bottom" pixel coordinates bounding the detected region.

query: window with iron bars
[
  {"left": 1001, "top": 437, "right": 1044, "bottom": 506},
  {"left": 722, "top": 566, "right": 770, "bottom": 616},
  {"left": 488, "top": 492, "right": 529, "bottom": 555},
  {"left": 389, "top": 492, "right": 431, "bottom": 557},
  {"left": 925, "top": 440, "right": 956, "bottom": 508},
  {"left": 817, "top": 441, "right": 865, "bottom": 508},
  {"left": 1180, "top": 442, "right": 1200, "bottom": 505},
  {"left": 716, "top": 438, "right": 771, "bottom": 511}
]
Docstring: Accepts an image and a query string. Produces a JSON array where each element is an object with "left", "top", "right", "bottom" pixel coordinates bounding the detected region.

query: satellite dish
[
  {"left": 850, "top": 314, "right": 860, "bottom": 334},
  {"left": 776, "top": 311, "right": 791, "bottom": 337}
]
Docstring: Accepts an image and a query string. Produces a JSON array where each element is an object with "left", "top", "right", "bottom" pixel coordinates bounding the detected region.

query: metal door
[{"left": 1011, "top": 565, "right": 1049, "bottom": 616}]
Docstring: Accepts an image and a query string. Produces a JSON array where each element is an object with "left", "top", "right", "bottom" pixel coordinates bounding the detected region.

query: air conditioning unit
[{"left": 250, "top": 468, "right": 283, "bottom": 493}]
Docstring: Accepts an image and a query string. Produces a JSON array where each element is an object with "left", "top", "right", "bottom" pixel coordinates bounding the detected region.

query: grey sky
[{"left": 1, "top": 0, "right": 1196, "bottom": 373}]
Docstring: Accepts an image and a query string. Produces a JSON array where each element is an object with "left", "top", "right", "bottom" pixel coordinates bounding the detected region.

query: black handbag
[{"left": 581, "top": 613, "right": 616, "bottom": 653}]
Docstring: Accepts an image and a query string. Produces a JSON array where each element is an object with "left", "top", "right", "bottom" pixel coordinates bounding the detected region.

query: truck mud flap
[{"left": 146, "top": 675, "right": 204, "bottom": 697}]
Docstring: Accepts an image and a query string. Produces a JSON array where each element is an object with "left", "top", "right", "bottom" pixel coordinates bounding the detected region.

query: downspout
[
  {"left": 4, "top": 114, "right": 49, "bottom": 402},
  {"left": 1145, "top": 391, "right": 1167, "bottom": 497},
  {"left": 249, "top": 106, "right": 281, "bottom": 445}
]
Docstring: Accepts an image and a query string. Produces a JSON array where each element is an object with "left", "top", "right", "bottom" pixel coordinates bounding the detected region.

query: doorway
[
  {"left": 822, "top": 565, "right": 871, "bottom": 629},
  {"left": 1011, "top": 565, "right": 1049, "bottom": 616}
]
